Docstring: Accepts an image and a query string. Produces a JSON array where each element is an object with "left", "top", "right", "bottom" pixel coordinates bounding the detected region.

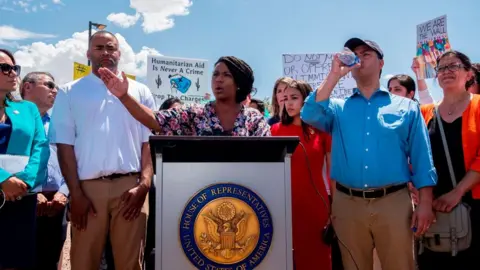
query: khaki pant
[
  {"left": 332, "top": 187, "right": 415, "bottom": 270},
  {"left": 70, "top": 175, "right": 148, "bottom": 270}
]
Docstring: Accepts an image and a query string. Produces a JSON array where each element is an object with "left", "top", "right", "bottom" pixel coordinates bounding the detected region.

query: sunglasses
[
  {"left": 43, "top": 81, "right": 56, "bottom": 90},
  {"left": 0, "top": 63, "right": 21, "bottom": 76},
  {"left": 25, "top": 80, "right": 56, "bottom": 90}
]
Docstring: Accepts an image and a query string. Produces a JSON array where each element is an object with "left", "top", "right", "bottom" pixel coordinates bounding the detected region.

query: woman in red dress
[{"left": 271, "top": 80, "right": 332, "bottom": 270}]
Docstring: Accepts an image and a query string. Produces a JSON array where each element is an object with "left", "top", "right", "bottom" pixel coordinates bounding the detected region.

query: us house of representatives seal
[{"left": 180, "top": 183, "right": 274, "bottom": 270}]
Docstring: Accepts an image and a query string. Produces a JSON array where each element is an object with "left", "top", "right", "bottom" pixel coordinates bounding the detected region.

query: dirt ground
[
  {"left": 58, "top": 223, "right": 108, "bottom": 270},
  {"left": 59, "top": 223, "right": 70, "bottom": 270},
  {"left": 58, "top": 223, "right": 382, "bottom": 270}
]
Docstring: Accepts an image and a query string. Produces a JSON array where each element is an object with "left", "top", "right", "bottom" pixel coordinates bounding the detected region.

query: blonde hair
[{"left": 271, "top": 77, "right": 294, "bottom": 117}]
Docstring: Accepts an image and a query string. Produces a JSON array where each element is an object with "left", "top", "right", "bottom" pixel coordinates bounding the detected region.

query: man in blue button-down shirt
[
  {"left": 21, "top": 72, "right": 67, "bottom": 270},
  {"left": 301, "top": 38, "right": 437, "bottom": 270}
]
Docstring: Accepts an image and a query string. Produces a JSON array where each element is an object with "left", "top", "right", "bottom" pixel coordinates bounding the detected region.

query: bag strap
[
  {"left": 434, "top": 105, "right": 457, "bottom": 187},
  {"left": 435, "top": 104, "right": 460, "bottom": 256}
]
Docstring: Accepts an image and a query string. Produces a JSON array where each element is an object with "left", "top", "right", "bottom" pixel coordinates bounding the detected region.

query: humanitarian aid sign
[{"left": 147, "top": 56, "right": 209, "bottom": 106}]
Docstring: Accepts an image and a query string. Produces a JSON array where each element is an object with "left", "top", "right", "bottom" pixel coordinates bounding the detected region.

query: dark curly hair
[
  {"left": 215, "top": 56, "right": 254, "bottom": 104},
  {"left": 250, "top": 98, "right": 265, "bottom": 114},
  {"left": 159, "top": 97, "right": 182, "bottom": 110}
]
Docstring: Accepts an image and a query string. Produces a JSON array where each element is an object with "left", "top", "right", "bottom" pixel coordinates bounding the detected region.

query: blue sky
[{"left": 1, "top": 0, "right": 479, "bottom": 101}]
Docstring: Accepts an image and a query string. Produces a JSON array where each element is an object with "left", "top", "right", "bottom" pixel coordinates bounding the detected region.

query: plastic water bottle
[{"left": 338, "top": 47, "right": 360, "bottom": 67}]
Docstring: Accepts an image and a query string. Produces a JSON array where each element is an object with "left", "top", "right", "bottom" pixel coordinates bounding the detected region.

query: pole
[{"left": 87, "top": 21, "right": 92, "bottom": 66}]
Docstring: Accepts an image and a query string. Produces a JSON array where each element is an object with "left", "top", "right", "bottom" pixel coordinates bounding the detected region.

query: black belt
[
  {"left": 98, "top": 172, "right": 140, "bottom": 180},
  {"left": 336, "top": 183, "right": 407, "bottom": 199}
]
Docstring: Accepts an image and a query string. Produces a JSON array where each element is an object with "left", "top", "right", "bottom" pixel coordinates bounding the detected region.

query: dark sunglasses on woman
[{"left": 0, "top": 63, "right": 21, "bottom": 76}]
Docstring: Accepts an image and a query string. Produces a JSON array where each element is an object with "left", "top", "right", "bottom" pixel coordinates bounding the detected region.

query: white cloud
[
  {"left": 107, "top": 12, "right": 140, "bottom": 28},
  {"left": 0, "top": 25, "right": 56, "bottom": 45},
  {"left": 13, "top": 30, "right": 162, "bottom": 85},
  {"left": 17, "top": 0, "right": 28, "bottom": 7},
  {"left": 106, "top": 0, "right": 192, "bottom": 33},
  {"left": 3, "top": 1, "right": 54, "bottom": 12}
]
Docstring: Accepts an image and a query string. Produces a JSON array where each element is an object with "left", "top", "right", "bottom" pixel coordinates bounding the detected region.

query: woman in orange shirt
[
  {"left": 418, "top": 51, "right": 480, "bottom": 270},
  {"left": 271, "top": 80, "right": 332, "bottom": 270}
]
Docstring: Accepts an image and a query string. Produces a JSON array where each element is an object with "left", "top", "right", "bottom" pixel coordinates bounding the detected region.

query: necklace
[{"left": 446, "top": 93, "right": 470, "bottom": 115}]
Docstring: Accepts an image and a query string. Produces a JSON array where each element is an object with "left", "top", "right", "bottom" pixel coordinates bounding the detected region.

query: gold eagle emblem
[{"left": 199, "top": 201, "right": 257, "bottom": 260}]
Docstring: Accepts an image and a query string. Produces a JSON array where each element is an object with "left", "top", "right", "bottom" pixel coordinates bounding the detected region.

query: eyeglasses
[
  {"left": 0, "top": 63, "right": 21, "bottom": 76},
  {"left": 436, "top": 63, "right": 464, "bottom": 74}
]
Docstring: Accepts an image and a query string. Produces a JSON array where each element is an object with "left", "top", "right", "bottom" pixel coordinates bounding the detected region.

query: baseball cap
[{"left": 344, "top": 38, "right": 384, "bottom": 59}]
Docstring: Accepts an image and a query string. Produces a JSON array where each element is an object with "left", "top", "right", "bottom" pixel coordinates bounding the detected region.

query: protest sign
[
  {"left": 282, "top": 53, "right": 356, "bottom": 99},
  {"left": 73, "top": 62, "right": 136, "bottom": 80},
  {"left": 147, "top": 56, "right": 208, "bottom": 106},
  {"left": 416, "top": 15, "right": 451, "bottom": 79},
  {"left": 73, "top": 62, "right": 90, "bottom": 80}
]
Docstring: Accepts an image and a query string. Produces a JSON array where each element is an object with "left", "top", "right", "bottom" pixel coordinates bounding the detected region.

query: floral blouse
[{"left": 154, "top": 101, "right": 271, "bottom": 136}]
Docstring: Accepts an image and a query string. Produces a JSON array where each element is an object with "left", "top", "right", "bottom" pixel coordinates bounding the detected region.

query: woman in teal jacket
[{"left": 0, "top": 49, "right": 50, "bottom": 269}]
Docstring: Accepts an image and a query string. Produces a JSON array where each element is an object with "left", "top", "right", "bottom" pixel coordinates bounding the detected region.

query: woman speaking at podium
[
  {"left": 271, "top": 80, "right": 332, "bottom": 270},
  {"left": 98, "top": 56, "right": 270, "bottom": 136}
]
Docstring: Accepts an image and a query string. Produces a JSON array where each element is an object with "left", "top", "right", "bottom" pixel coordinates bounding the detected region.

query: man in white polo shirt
[{"left": 49, "top": 30, "right": 155, "bottom": 270}]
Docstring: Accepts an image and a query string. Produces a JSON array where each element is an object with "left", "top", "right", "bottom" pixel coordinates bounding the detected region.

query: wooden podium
[{"left": 150, "top": 136, "right": 299, "bottom": 270}]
